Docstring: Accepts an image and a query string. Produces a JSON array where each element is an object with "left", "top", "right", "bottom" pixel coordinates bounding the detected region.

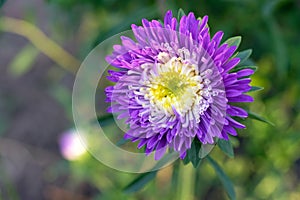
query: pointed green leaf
[
  {"left": 230, "top": 65, "right": 258, "bottom": 73},
  {"left": 225, "top": 36, "right": 242, "bottom": 48},
  {"left": 187, "top": 139, "right": 202, "bottom": 168},
  {"left": 236, "top": 49, "right": 252, "bottom": 65},
  {"left": 124, "top": 171, "right": 157, "bottom": 193},
  {"left": 177, "top": 8, "right": 186, "bottom": 20},
  {"left": 248, "top": 86, "right": 264, "bottom": 93},
  {"left": 217, "top": 139, "right": 234, "bottom": 158},
  {"left": 247, "top": 110, "right": 275, "bottom": 126},
  {"left": 207, "top": 156, "right": 236, "bottom": 200}
]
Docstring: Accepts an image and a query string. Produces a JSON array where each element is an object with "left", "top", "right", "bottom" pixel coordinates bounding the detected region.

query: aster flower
[{"left": 105, "top": 10, "right": 254, "bottom": 160}]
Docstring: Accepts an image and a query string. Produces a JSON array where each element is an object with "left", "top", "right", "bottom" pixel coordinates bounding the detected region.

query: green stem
[{"left": 176, "top": 162, "right": 196, "bottom": 200}]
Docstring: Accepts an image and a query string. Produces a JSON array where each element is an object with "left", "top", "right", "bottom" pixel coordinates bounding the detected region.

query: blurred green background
[{"left": 0, "top": 0, "right": 300, "bottom": 199}]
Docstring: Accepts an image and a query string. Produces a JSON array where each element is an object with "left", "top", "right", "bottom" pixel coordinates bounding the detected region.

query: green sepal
[
  {"left": 230, "top": 65, "right": 258, "bottom": 73},
  {"left": 188, "top": 139, "right": 202, "bottom": 168},
  {"left": 225, "top": 36, "right": 242, "bottom": 49},
  {"left": 235, "top": 49, "right": 252, "bottom": 65},
  {"left": 177, "top": 8, "right": 186, "bottom": 20},
  {"left": 248, "top": 86, "right": 264, "bottom": 93},
  {"left": 217, "top": 139, "right": 234, "bottom": 158}
]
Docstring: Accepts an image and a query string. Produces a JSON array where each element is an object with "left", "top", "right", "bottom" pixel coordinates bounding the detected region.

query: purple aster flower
[{"left": 105, "top": 10, "right": 254, "bottom": 160}]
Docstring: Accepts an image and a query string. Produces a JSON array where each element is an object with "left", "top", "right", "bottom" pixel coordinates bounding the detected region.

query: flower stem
[
  {"left": 0, "top": 16, "right": 80, "bottom": 74},
  {"left": 176, "top": 162, "right": 196, "bottom": 200}
]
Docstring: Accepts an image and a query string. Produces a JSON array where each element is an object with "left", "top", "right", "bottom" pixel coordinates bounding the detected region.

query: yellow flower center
[{"left": 146, "top": 56, "right": 203, "bottom": 115}]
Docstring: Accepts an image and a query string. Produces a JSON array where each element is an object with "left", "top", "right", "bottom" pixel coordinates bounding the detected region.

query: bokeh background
[{"left": 1, "top": 0, "right": 300, "bottom": 199}]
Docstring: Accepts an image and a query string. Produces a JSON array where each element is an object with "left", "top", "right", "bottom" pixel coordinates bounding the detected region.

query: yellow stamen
[{"left": 147, "top": 56, "right": 202, "bottom": 115}]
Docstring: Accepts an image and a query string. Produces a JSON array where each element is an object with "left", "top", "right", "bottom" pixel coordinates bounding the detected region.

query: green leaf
[
  {"left": 123, "top": 171, "right": 157, "bottom": 193},
  {"left": 217, "top": 139, "right": 234, "bottom": 158},
  {"left": 224, "top": 36, "right": 242, "bottom": 48},
  {"left": 230, "top": 65, "right": 258, "bottom": 73},
  {"left": 207, "top": 156, "right": 236, "bottom": 200},
  {"left": 187, "top": 139, "right": 202, "bottom": 168},
  {"left": 9, "top": 44, "right": 39, "bottom": 77},
  {"left": 247, "top": 110, "right": 275, "bottom": 126},
  {"left": 96, "top": 114, "right": 114, "bottom": 126},
  {"left": 177, "top": 8, "right": 186, "bottom": 20},
  {"left": 248, "top": 86, "right": 264, "bottom": 93},
  {"left": 236, "top": 49, "right": 252, "bottom": 65}
]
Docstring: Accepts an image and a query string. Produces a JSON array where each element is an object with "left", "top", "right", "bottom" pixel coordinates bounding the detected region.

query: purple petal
[
  {"left": 223, "top": 125, "right": 238, "bottom": 136},
  {"left": 137, "top": 138, "right": 148, "bottom": 149},
  {"left": 212, "top": 31, "right": 224, "bottom": 47},
  {"left": 228, "top": 94, "right": 254, "bottom": 102},
  {"left": 199, "top": 15, "right": 208, "bottom": 33},
  {"left": 147, "top": 135, "right": 159, "bottom": 149},
  {"left": 131, "top": 24, "right": 148, "bottom": 46},
  {"left": 237, "top": 69, "right": 255, "bottom": 77},
  {"left": 154, "top": 139, "right": 167, "bottom": 160},
  {"left": 164, "top": 10, "right": 173, "bottom": 27},
  {"left": 223, "top": 58, "right": 240, "bottom": 72},
  {"left": 227, "top": 105, "right": 248, "bottom": 118},
  {"left": 179, "top": 15, "right": 187, "bottom": 35},
  {"left": 179, "top": 151, "right": 187, "bottom": 159},
  {"left": 222, "top": 46, "right": 237, "bottom": 63},
  {"left": 226, "top": 117, "right": 246, "bottom": 129},
  {"left": 226, "top": 89, "right": 242, "bottom": 97}
]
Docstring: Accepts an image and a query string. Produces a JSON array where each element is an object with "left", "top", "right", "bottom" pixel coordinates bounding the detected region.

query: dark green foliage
[
  {"left": 207, "top": 156, "right": 236, "bottom": 200},
  {"left": 185, "top": 139, "right": 202, "bottom": 168}
]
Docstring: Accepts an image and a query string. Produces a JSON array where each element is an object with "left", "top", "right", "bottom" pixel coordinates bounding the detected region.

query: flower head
[{"left": 105, "top": 10, "right": 254, "bottom": 160}]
